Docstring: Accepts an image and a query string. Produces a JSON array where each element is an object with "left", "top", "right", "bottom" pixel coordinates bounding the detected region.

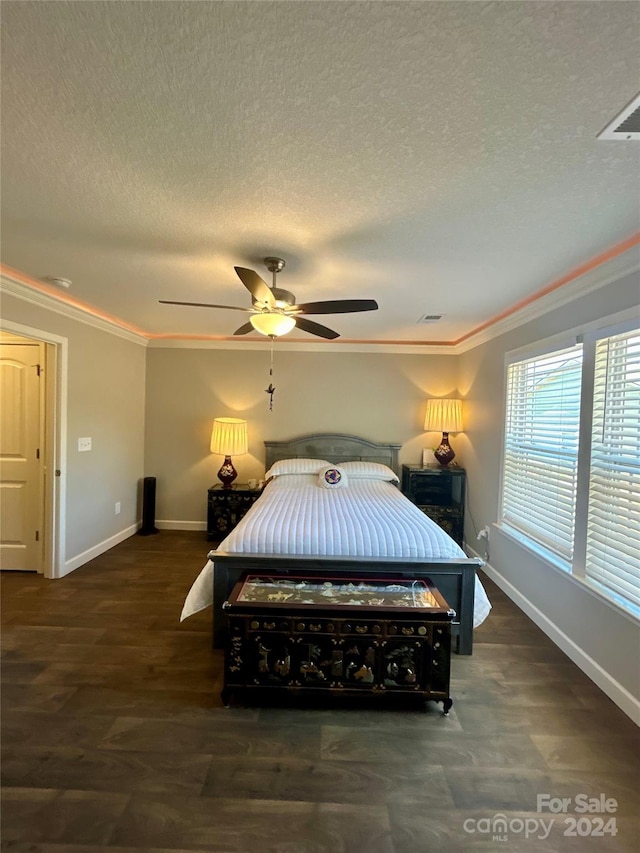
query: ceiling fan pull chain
[{"left": 265, "top": 335, "right": 276, "bottom": 411}]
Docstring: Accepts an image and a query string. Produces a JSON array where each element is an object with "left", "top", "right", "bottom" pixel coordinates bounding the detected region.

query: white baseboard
[
  {"left": 156, "top": 520, "right": 207, "bottom": 531},
  {"left": 467, "top": 545, "right": 640, "bottom": 726},
  {"left": 61, "top": 523, "right": 139, "bottom": 577}
]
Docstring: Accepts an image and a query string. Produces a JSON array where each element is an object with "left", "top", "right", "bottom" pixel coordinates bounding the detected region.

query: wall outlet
[
  {"left": 78, "top": 437, "right": 92, "bottom": 452},
  {"left": 115, "top": 502, "right": 121, "bottom": 515}
]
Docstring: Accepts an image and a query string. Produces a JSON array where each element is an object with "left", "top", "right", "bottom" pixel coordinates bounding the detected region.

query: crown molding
[
  {"left": 0, "top": 274, "right": 149, "bottom": 347},
  {"left": 454, "top": 239, "right": 640, "bottom": 353},
  {"left": 2, "top": 235, "right": 637, "bottom": 355},
  {"left": 146, "top": 336, "right": 457, "bottom": 354}
]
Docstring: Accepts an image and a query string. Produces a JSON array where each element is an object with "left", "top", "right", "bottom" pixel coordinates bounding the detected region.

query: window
[
  {"left": 586, "top": 329, "right": 640, "bottom": 608},
  {"left": 501, "top": 318, "right": 640, "bottom": 616},
  {"left": 502, "top": 344, "right": 583, "bottom": 562}
]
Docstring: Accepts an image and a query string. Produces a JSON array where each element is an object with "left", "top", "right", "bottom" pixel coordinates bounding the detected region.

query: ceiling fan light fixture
[
  {"left": 250, "top": 312, "right": 296, "bottom": 337},
  {"left": 159, "top": 254, "right": 377, "bottom": 340}
]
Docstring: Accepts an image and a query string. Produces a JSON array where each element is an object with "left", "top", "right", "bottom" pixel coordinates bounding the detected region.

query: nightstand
[
  {"left": 207, "top": 484, "right": 262, "bottom": 542},
  {"left": 401, "top": 464, "right": 466, "bottom": 546}
]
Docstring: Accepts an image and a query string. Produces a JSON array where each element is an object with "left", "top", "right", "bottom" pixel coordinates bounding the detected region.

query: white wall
[
  {"left": 458, "top": 268, "right": 640, "bottom": 721},
  {"left": 144, "top": 346, "right": 459, "bottom": 524},
  {"left": 0, "top": 291, "right": 147, "bottom": 572}
]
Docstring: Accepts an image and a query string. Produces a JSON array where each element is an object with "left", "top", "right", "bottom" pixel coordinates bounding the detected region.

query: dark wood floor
[{"left": 2, "top": 531, "right": 639, "bottom": 852}]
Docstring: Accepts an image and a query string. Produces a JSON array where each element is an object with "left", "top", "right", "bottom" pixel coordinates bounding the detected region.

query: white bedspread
[{"left": 181, "top": 474, "right": 491, "bottom": 626}]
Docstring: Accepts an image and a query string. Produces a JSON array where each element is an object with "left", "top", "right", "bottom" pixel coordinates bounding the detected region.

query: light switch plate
[{"left": 78, "top": 437, "right": 92, "bottom": 452}]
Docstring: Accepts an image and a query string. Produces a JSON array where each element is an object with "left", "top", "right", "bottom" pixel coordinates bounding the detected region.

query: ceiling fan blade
[
  {"left": 234, "top": 267, "right": 274, "bottom": 306},
  {"left": 159, "top": 300, "right": 253, "bottom": 312},
  {"left": 233, "top": 322, "right": 255, "bottom": 336},
  {"left": 293, "top": 299, "right": 378, "bottom": 315},
  {"left": 294, "top": 316, "right": 340, "bottom": 340}
]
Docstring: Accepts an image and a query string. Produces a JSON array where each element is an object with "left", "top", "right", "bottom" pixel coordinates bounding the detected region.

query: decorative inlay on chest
[
  {"left": 401, "top": 465, "right": 466, "bottom": 546},
  {"left": 221, "top": 571, "right": 454, "bottom": 714},
  {"left": 207, "top": 484, "right": 262, "bottom": 541}
]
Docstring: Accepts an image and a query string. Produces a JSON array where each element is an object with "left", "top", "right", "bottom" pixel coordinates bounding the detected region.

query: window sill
[
  {"left": 495, "top": 523, "right": 640, "bottom": 626},
  {"left": 496, "top": 522, "right": 571, "bottom": 574}
]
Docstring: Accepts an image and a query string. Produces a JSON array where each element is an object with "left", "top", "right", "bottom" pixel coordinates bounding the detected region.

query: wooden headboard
[{"left": 264, "top": 433, "right": 401, "bottom": 475}]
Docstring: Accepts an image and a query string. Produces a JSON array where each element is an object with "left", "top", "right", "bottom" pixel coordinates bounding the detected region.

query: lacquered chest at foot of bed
[
  {"left": 211, "top": 552, "right": 479, "bottom": 655},
  {"left": 221, "top": 571, "right": 454, "bottom": 714}
]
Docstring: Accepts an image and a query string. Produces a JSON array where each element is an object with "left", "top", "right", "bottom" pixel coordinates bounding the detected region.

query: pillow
[
  {"left": 318, "top": 466, "right": 349, "bottom": 489},
  {"left": 340, "top": 460, "right": 399, "bottom": 483},
  {"left": 265, "top": 457, "right": 330, "bottom": 479}
]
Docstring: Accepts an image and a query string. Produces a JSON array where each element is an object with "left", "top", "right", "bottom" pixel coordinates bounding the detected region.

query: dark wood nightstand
[
  {"left": 401, "top": 464, "right": 466, "bottom": 546},
  {"left": 207, "top": 484, "right": 262, "bottom": 542}
]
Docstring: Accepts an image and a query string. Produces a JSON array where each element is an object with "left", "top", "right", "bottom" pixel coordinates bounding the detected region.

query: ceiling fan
[{"left": 159, "top": 257, "right": 378, "bottom": 339}]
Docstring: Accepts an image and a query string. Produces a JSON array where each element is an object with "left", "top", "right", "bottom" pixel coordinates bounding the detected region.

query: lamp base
[
  {"left": 433, "top": 433, "right": 456, "bottom": 466},
  {"left": 217, "top": 455, "right": 238, "bottom": 489}
]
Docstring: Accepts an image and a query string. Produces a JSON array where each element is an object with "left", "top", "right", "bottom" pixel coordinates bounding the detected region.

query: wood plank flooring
[{"left": 2, "top": 531, "right": 639, "bottom": 852}]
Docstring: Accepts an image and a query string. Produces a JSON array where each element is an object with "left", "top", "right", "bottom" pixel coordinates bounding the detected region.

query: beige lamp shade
[
  {"left": 210, "top": 418, "right": 248, "bottom": 456},
  {"left": 424, "top": 398, "right": 463, "bottom": 433},
  {"left": 250, "top": 313, "right": 296, "bottom": 337},
  {"left": 424, "top": 398, "right": 463, "bottom": 466}
]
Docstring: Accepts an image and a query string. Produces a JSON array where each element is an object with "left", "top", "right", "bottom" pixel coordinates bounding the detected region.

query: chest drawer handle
[
  {"left": 309, "top": 623, "right": 321, "bottom": 632},
  {"left": 355, "top": 625, "right": 367, "bottom": 634},
  {"left": 401, "top": 627, "right": 415, "bottom": 635}
]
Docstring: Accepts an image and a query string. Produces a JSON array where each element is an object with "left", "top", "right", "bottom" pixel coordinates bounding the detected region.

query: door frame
[{"left": 0, "top": 319, "right": 67, "bottom": 579}]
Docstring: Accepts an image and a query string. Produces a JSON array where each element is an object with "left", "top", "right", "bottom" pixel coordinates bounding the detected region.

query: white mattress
[{"left": 181, "top": 474, "right": 491, "bottom": 626}]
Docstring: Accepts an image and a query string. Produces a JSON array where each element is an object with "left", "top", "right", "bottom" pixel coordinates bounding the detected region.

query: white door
[{"left": 0, "top": 342, "right": 44, "bottom": 571}]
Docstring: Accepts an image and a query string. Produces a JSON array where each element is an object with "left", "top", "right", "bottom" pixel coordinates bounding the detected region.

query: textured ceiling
[{"left": 1, "top": 1, "right": 639, "bottom": 344}]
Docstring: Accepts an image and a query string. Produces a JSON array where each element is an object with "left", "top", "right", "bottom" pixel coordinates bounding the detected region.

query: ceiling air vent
[
  {"left": 418, "top": 314, "right": 443, "bottom": 324},
  {"left": 597, "top": 92, "right": 640, "bottom": 140}
]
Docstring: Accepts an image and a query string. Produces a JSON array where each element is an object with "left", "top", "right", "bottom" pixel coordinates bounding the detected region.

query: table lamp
[
  {"left": 424, "top": 398, "right": 463, "bottom": 466},
  {"left": 210, "top": 417, "right": 248, "bottom": 488}
]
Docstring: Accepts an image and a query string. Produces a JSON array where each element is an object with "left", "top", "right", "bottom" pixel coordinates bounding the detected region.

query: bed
[{"left": 181, "top": 433, "right": 491, "bottom": 653}]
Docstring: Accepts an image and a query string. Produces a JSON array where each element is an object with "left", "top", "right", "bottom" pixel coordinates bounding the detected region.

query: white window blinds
[
  {"left": 586, "top": 330, "right": 640, "bottom": 608},
  {"left": 502, "top": 344, "right": 583, "bottom": 560}
]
